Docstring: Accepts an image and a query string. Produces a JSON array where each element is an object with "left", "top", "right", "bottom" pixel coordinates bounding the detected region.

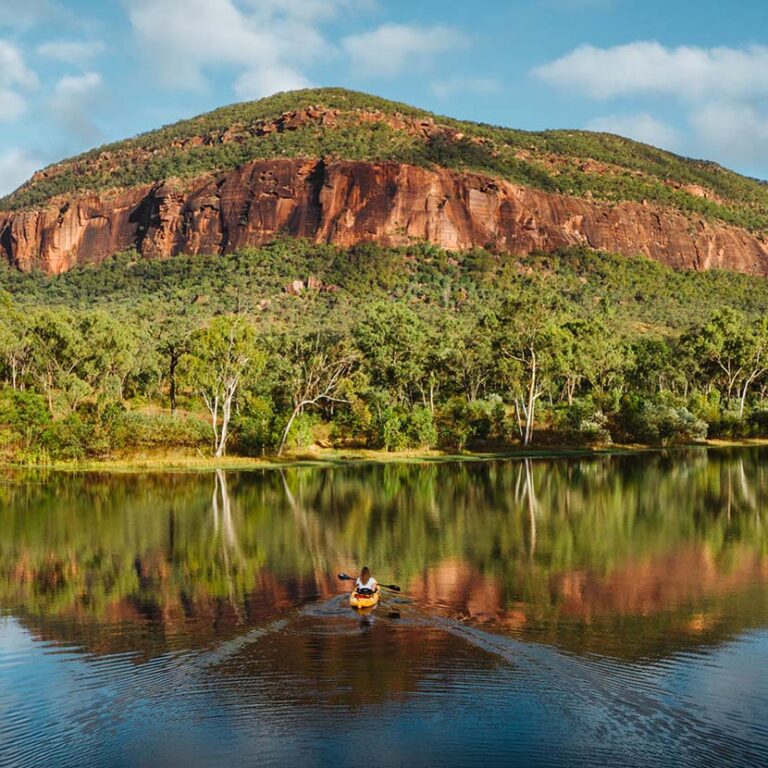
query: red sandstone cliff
[{"left": 2, "top": 157, "right": 768, "bottom": 275}]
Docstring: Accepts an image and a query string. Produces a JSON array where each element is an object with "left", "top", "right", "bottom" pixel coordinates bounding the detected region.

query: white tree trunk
[
  {"left": 278, "top": 402, "right": 305, "bottom": 456},
  {"left": 524, "top": 354, "right": 538, "bottom": 447}
]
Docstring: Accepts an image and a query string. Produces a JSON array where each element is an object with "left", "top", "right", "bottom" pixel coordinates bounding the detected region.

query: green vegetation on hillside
[
  {"left": 3, "top": 88, "right": 767, "bottom": 232},
  {"left": 1, "top": 241, "right": 768, "bottom": 463}
]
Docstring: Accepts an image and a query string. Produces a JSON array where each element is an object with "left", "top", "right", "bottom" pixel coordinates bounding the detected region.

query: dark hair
[{"left": 360, "top": 566, "right": 370, "bottom": 580}]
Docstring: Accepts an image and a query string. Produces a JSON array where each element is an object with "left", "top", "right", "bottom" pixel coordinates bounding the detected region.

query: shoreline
[{"left": 3, "top": 439, "right": 767, "bottom": 474}]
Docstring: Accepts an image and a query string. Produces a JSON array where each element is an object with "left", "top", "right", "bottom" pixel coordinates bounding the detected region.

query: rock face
[{"left": 2, "top": 158, "right": 768, "bottom": 275}]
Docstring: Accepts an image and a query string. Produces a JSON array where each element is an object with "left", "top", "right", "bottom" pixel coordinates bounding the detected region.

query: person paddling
[{"left": 354, "top": 566, "right": 378, "bottom": 596}]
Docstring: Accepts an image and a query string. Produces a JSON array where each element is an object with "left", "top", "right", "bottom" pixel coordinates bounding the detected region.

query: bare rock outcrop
[{"left": 2, "top": 158, "right": 767, "bottom": 275}]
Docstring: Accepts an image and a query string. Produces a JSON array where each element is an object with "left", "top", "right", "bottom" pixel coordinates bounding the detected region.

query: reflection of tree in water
[
  {"left": 721, "top": 457, "right": 759, "bottom": 519},
  {"left": 515, "top": 458, "right": 538, "bottom": 559},
  {"left": 1, "top": 448, "right": 767, "bottom": 658},
  {"left": 280, "top": 469, "right": 344, "bottom": 596},
  {"left": 212, "top": 469, "right": 243, "bottom": 620}
]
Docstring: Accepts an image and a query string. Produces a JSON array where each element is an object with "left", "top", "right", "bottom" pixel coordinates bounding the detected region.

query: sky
[{"left": 0, "top": 0, "right": 767, "bottom": 196}]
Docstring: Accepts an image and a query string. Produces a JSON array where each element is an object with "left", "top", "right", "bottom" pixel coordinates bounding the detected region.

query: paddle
[{"left": 337, "top": 572, "right": 401, "bottom": 592}]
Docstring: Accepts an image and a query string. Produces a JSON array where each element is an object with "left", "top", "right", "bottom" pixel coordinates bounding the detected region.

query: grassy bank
[{"left": 4, "top": 440, "right": 767, "bottom": 474}]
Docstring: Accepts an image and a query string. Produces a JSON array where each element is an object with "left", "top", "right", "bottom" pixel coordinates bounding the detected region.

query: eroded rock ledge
[{"left": 2, "top": 158, "right": 767, "bottom": 275}]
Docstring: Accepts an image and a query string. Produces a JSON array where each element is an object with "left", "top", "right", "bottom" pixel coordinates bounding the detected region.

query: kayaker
[{"left": 354, "top": 566, "right": 378, "bottom": 595}]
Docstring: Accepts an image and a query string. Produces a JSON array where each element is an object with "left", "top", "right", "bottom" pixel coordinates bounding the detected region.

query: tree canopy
[{"left": 1, "top": 241, "right": 767, "bottom": 462}]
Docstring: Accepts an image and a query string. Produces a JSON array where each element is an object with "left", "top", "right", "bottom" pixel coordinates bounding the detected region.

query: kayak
[{"left": 350, "top": 589, "right": 380, "bottom": 609}]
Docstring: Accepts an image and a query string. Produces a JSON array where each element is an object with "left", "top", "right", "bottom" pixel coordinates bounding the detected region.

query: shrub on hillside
[
  {"left": 615, "top": 396, "right": 707, "bottom": 444},
  {"left": 231, "top": 397, "right": 280, "bottom": 456},
  {"left": 0, "top": 388, "right": 52, "bottom": 460},
  {"left": 435, "top": 397, "right": 506, "bottom": 451},
  {"left": 554, "top": 398, "right": 612, "bottom": 445},
  {"left": 747, "top": 409, "right": 768, "bottom": 437}
]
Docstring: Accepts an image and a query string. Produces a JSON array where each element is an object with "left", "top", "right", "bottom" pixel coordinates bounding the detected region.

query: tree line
[{"left": 1, "top": 257, "right": 767, "bottom": 462}]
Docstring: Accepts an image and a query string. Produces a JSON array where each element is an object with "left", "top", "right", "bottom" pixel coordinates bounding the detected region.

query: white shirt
[{"left": 355, "top": 576, "right": 378, "bottom": 591}]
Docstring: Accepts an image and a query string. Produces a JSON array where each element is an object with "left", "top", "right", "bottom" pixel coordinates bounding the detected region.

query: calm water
[{"left": 1, "top": 449, "right": 767, "bottom": 767}]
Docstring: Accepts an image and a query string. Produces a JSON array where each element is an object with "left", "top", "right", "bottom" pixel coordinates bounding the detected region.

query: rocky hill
[{"left": 2, "top": 88, "right": 768, "bottom": 274}]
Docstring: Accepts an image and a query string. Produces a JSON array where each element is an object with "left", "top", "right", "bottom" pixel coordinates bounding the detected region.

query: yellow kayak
[{"left": 349, "top": 589, "right": 380, "bottom": 609}]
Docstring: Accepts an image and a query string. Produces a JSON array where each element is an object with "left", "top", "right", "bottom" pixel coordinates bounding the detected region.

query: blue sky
[{"left": 0, "top": 0, "right": 767, "bottom": 196}]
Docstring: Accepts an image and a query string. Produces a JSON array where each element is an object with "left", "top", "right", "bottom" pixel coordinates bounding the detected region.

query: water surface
[{"left": 1, "top": 448, "right": 767, "bottom": 767}]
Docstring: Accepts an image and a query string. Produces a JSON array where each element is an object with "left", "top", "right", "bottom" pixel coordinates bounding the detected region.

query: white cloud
[
  {"left": 126, "top": 3, "right": 468, "bottom": 103},
  {"left": 0, "top": 90, "right": 27, "bottom": 122},
  {"left": 690, "top": 102, "right": 768, "bottom": 169},
  {"left": 0, "top": 149, "right": 44, "bottom": 196},
  {"left": 587, "top": 113, "right": 679, "bottom": 150},
  {"left": 126, "top": 0, "right": 276, "bottom": 89},
  {"left": 432, "top": 76, "right": 501, "bottom": 100},
  {"left": 535, "top": 41, "right": 768, "bottom": 172},
  {"left": 51, "top": 72, "right": 104, "bottom": 141},
  {"left": 37, "top": 39, "right": 105, "bottom": 64},
  {"left": 0, "top": 41, "right": 38, "bottom": 90},
  {"left": 234, "top": 67, "right": 311, "bottom": 101},
  {"left": 342, "top": 23, "right": 468, "bottom": 79},
  {"left": 0, "top": 40, "right": 38, "bottom": 122},
  {"left": 124, "top": 0, "right": 350, "bottom": 98},
  {"left": 533, "top": 42, "right": 768, "bottom": 101}
]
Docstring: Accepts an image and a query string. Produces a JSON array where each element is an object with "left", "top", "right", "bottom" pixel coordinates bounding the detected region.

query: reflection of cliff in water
[
  {"left": 409, "top": 546, "right": 768, "bottom": 659},
  {"left": 1, "top": 448, "right": 767, "bottom": 659}
]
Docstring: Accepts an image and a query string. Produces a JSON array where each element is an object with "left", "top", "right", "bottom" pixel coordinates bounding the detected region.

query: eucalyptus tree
[
  {"left": 0, "top": 294, "right": 31, "bottom": 391},
  {"left": 737, "top": 316, "right": 768, "bottom": 417},
  {"left": 683, "top": 309, "right": 768, "bottom": 416},
  {"left": 153, "top": 304, "right": 201, "bottom": 413},
  {"left": 628, "top": 336, "right": 680, "bottom": 396},
  {"left": 443, "top": 308, "right": 499, "bottom": 403},
  {"left": 563, "top": 318, "right": 630, "bottom": 401},
  {"left": 183, "top": 316, "right": 264, "bottom": 457},
  {"left": 273, "top": 331, "right": 357, "bottom": 455},
  {"left": 78, "top": 310, "right": 142, "bottom": 402},
  {"left": 26, "top": 308, "right": 88, "bottom": 412},
  {"left": 683, "top": 309, "right": 746, "bottom": 405},
  {"left": 496, "top": 295, "right": 569, "bottom": 446}
]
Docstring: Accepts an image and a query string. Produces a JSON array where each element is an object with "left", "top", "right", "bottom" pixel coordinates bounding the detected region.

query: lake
[{"left": 1, "top": 448, "right": 767, "bottom": 767}]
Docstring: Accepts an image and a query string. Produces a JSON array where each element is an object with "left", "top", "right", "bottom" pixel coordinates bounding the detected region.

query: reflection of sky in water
[
  {"left": 643, "top": 631, "right": 768, "bottom": 753},
  {"left": 2, "top": 615, "right": 766, "bottom": 768}
]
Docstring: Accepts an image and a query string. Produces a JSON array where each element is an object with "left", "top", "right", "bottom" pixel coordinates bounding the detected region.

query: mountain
[{"left": 2, "top": 87, "right": 768, "bottom": 275}]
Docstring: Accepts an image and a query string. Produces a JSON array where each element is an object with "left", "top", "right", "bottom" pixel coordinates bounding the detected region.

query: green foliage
[
  {"left": 353, "top": 302, "right": 433, "bottom": 406},
  {"left": 182, "top": 315, "right": 266, "bottom": 456},
  {"left": 748, "top": 410, "right": 768, "bottom": 437},
  {"left": 616, "top": 397, "right": 708, "bottom": 445},
  {"left": 376, "top": 407, "right": 407, "bottom": 452},
  {"left": 435, "top": 397, "right": 507, "bottom": 450},
  {"left": 0, "top": 388, "right": 51, "bottom": 457},
  {"left": 231, "top": 396, "right": 280, "bottom": 455},
  {"left": 435, "top": 399, "right": 474, "bottom": 451},
  {"left": 554, "top": 397, "right": 612, "bottom": 445},
  {"left": 285, "top": 412, "right": 317, "bottom": 451},
  {"left": 408, "top": 407, "right": 438, "bottom": 449},
  {"left": 0, "top": 240, "right": 767, "bottom": 459}
]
